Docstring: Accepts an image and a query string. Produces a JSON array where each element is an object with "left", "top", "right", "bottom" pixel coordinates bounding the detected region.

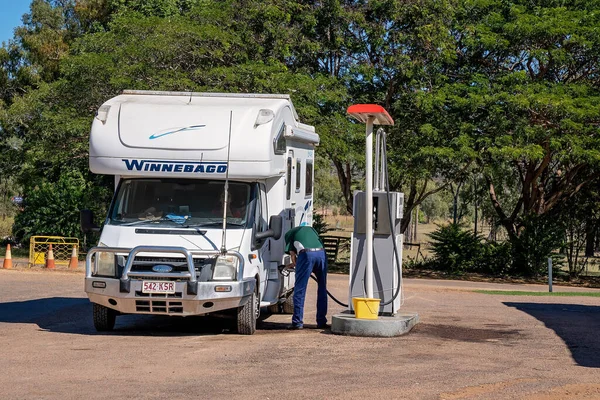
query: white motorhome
[{"left": 82, "top": 91, "right": 319, "bottom": 334}]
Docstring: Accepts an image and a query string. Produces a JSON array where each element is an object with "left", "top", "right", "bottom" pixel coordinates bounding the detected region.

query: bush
[
  {"left": 428, "top": 223, "right": 484, "bottom": 274},
  {"left": 510, "top": 213, "right": 565, "bottom": 277},
  {"left": 0, "top": 217, "right": 14, "bottom": 238},
  {"left": 479, "top": 240, "right": 513, "bottom": 275},
  {"left": 312, "top": 211, "right": 332, "bottom": 236},
  {"left": 427, "top": 223, "right": 515, "bottom": 275},
  {"left": 12, "top": 170, "right": 110, "bottom": 245}
]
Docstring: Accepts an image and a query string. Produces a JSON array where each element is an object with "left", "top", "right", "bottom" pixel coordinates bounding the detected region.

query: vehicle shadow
[
  {"left": 0, "top": 297, "right": 238, "bottom": 336},
  {"left": 504, "top": 302, "right": 600, "bottom": 368}
]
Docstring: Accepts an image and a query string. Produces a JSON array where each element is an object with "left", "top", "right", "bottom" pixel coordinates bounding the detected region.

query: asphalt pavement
[{"left": 1, "top": 269, "right": 600, "bottom": 399}]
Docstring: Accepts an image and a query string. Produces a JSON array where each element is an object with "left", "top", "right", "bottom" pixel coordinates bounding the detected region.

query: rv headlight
[
  {"left": 212, "top": 255, "right": 238, "bottom": 281},
  {"left": 95, "top": 251, "right": 116, "bottom": 277}
]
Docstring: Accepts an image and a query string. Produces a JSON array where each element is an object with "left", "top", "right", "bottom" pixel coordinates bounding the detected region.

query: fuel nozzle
[{"left": 279, "top": 264, "right": 295, "bottom": 277}]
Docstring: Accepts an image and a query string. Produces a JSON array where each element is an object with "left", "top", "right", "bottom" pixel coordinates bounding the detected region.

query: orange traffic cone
[
  {"left": 69, "top": 246, "right": 78, "bottom": 270},
  {"left": 3, "top": 244, "right": 12, "bottom": 269},
  {"left": 46, "top": 244, "right": 55, "bottom": 269}
]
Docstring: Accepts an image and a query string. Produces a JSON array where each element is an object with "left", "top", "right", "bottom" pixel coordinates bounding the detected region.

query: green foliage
[
  {"left": 428, "top": 223, "right": 484, "bottom": 274},
  {"left": 312, "top": 211, "right": 331, "bottom": 237},
  {"left": 510, "top": 213, "right": 565, "bottom": 277},
  {"left": 428, "top": 223, "right": 514, "bottom": 275},
  {"left": 12, "top": 170, "right": 110, "bottom": 244},
  {"left": 0, "top": 217, "right": 14, "bottom": 238},
  {"left": 479, "top": 241, "right": 513, "bottom": 276},
  {"left": 314, "top": 155, "right": 345, "bottom": 211},
  {"left": 419, "top": 185, "right": 452, "bottom": 222},
  {"left": 1, "top": 0, "right": 600, "bottom": 279}
]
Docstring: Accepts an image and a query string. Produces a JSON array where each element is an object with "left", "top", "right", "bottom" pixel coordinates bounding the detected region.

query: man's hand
[
  {"left": 281, "top": 263, "right": 295, "bottom": 277},
  {"left": 290, "top": 251, "right": 297, "bottom": 266}
]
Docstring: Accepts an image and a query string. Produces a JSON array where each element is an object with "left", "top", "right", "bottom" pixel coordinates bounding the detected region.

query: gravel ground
[{"left": 1, "top": 269, "right": 600, "bottom": 400}]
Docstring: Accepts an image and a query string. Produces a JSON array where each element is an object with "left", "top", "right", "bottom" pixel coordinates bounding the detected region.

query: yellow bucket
[{"left": 352, "top": 297, "right": 380, "bottom": 320}]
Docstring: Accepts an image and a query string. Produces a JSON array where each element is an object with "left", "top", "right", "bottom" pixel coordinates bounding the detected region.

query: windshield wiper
[
  {"left": 190, "top": 221, "right": 246, "bottom": 228},
  {"left": 121, "top": 217, "right": 172, "bottom": 226}
]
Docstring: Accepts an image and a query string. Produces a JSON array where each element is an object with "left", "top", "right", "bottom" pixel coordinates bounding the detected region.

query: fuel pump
[
  {"left": 350, "top": 189, "right": 403, "bottom": 314},
  {"left": 349, "top": 126, "right": 404, "bottom": 315},
  {"left": 331, "top": 104, "right": 418, "bottom": 337}
]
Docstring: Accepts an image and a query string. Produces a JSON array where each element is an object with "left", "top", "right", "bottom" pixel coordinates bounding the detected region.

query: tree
[
  {"left": 442, "top": 1, "right": 600, "bottom": 270},
  {"left": 12, "top": 170, "right": 109, "bottom": 243}
]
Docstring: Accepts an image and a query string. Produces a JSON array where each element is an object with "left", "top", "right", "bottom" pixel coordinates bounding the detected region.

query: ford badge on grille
[{"left": 152, "top": 265, "right": 173, "bottom": 273}]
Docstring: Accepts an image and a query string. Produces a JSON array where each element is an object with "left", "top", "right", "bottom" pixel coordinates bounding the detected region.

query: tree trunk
[
  {"left": 485, "top": 175, "right": 518, "bottom": 242},
  {"left": 585, "top": 217, "right": 596, "bottom": 257},
  {"left": 332, "top": 159, "right": 353, "bottom": 215},
  {"left": 413, "top": 205, "right": 419, "bottom": 242},
  {"left": 450, "top": 182, "right": 463, "bottom": 225},
  {"left": 473, "top": 178, "right": 478, "bottom": 234}
]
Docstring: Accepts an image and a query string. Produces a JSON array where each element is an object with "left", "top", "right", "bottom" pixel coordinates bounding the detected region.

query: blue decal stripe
[{"left": 149, "top": 125, "right": 206, "bottom": 140}]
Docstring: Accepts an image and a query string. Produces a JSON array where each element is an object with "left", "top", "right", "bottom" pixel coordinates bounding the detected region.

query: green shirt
[{"left": 284, "top": 226, "right": 324, "bottom": 254}]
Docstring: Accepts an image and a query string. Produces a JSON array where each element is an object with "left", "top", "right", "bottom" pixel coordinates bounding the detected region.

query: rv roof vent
[
  {"left": 96, "top": 105, "right": 111, "bottom": 124},
  {"left": 255, "top": 109, "right": 274, "bottom": 127}
]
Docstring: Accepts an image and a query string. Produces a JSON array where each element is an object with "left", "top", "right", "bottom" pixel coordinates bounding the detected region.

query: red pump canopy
[{"left": 347, "top": 104, "right": 394, "bottom": 125}]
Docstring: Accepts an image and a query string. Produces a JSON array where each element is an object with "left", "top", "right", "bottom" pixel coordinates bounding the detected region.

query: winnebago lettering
[{"left": 122, "top": 159, "right": 227, "bottom": 173}]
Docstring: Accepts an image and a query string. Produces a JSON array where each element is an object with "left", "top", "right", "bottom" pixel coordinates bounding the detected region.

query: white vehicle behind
[{"left": 82, "top": 91, "right": 319, "bottom": 334}]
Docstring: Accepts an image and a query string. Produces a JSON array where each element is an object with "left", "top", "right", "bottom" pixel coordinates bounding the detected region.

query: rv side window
[
  {"left": 305, "top": 160, "right": 313, "bottom": 196},
  {"left": 273, "top": 124, "right": 286, "bottom": 155},
  {"left": 295, "top": 159, "right": 301, "bottom": 192},
  {"left": 286, "top": 151, "right": 293, "bottom": 200}
]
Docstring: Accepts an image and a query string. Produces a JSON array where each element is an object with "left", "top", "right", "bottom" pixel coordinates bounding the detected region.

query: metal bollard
[{"left": 548, "top": 258, "right": 553, "bottom": 293}]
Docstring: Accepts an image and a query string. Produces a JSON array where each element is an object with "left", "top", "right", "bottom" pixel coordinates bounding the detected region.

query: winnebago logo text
[{"left": 122, "top": 159, "right": 227, "bottom": 173}]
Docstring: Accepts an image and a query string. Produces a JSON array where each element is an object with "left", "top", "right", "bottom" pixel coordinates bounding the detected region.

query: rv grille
[
  {"left": 135, "top": 291, "right": 183, "bottom": 298},
  {"left": 135, "top": 299, "right": 184, "bottom": 314}
]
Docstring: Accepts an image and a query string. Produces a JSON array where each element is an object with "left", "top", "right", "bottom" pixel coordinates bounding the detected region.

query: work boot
[
  {"left": 317, "top": 323, "right": 330, "bottom": 330},
  {"left": 287, "top": 324, "right": 303, "bottom": 330}
]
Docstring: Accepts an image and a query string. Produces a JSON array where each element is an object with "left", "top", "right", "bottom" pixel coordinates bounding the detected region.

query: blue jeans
[{"left": 292, "top": 250, "right": 328, "bottom": 327}]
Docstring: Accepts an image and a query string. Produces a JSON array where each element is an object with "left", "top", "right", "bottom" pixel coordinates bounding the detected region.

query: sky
[{"left": 0, "top": 0, "right": 31, "bottom": 45}]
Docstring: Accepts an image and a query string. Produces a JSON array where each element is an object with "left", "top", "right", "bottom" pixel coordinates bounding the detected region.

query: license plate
[{"left": 142, "top": 281, "right": 175, "bottom": 294}]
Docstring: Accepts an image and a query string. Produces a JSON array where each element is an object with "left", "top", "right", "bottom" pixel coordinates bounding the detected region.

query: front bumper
[
  {"left": 85, "top": 245, "right": 252, "bottom": 316},
  {"left": 85, "top": 277, "right": 255, "bottom": 316}
]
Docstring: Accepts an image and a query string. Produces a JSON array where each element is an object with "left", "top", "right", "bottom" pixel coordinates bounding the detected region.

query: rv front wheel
[
  {"left": 282, "top": 291, "right": 294, "bottom": 314},
  {"left": 267, "top": 302, "right": 282, "bottom": 314},
  {"left": 236, "top": 290, "right": 258, "bottom": 335},
  {"left": 93, "top": 303, "right": 116, "bottom": 331}
]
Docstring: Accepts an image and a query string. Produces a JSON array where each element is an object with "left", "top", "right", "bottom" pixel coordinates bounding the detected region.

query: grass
[{"left": 474, "top": 290, "right": 600, "bottom": 297}]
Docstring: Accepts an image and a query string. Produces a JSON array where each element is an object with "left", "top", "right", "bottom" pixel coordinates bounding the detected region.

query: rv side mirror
[
  {"left": 254, "top": 215, "right": 283, "bottom": 242},
  {"left": 80, "top": 210, "right": 101, "bottom": 233},
  {"left": 269, "top": 215, "right": 282, "bottom": 240}
]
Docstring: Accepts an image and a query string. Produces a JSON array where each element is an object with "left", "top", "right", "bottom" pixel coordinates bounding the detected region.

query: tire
[
  {"left": 282, "top": 291, "right": 294, "bottom": 314},
  {"left": 93, "top": 303, "right": 116, "bottom": 332},
  {"left": 236, "top": 290, "right": 258, "bottom": 335},
  {"left": 267, "top": 303, "right": 281, "bottom": 314}
]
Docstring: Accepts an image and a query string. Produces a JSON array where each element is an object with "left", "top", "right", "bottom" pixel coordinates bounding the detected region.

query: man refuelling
[{"left": 284, "top": 225, "right": 328, "bottom": 330}]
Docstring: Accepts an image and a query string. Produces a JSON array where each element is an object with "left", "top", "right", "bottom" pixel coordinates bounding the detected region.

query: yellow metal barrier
[{"left": 29, "top": 236, "right": 79, "bottom": 267}]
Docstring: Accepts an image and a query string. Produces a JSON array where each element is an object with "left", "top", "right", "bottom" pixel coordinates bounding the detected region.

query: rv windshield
[{"left": 108, "top": 179, "right": 252, "bottom": 228}]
